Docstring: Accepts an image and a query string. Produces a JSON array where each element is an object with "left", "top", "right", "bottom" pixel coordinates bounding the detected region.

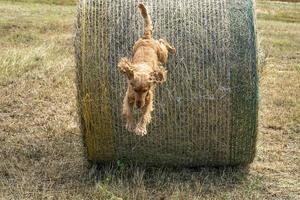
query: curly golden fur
[{"left": 118, "top": 3, "right": 175, "bottom": 136}]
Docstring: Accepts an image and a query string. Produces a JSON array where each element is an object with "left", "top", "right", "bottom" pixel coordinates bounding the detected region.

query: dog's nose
[{"left": 136, "top": 101, "right": 142, "bottom": 108}]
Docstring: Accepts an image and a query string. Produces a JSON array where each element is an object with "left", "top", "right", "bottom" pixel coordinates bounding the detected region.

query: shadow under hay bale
[{"left": 74, "top": 0, "right": 258, "bottom": 167}]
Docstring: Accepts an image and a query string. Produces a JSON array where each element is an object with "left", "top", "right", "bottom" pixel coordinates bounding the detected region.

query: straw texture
[{"left": 75, "top": 0, "right": 258, "bottom": 166}]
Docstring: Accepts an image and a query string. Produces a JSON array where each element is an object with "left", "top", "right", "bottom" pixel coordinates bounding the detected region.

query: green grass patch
[
  {"left": 0, "top": 0, "right": 76, "bottom": 5},
  {"left": 257, "top": 2, "right": 300, "bottom": 23},
  {"left": 0, "top": 1, "right": 74, "bottom": 85},
  {"left": 295, "top": 64, "right": 300, "bottom": 72}
]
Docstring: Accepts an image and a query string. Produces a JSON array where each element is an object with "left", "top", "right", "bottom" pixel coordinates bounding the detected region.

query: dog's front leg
[
  {"left": 135, "top": 92, "right": 153, "bottom": 136},
  {"left": 122, "top": 90, "right": 135, "bottom": 132}
]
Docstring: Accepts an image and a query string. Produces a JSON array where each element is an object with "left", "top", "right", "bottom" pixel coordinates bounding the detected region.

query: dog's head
[{"left": 118, "top": 59, "right": 167, "bottom": 108}]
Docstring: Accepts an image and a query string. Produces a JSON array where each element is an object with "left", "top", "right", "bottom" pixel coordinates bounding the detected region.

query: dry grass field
[{"left": 0, "top": 0, "right": 299, "bottom": 199}]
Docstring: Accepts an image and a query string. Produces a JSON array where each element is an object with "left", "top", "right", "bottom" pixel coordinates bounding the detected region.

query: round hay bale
[{"left": 75, "top": 0, "right": 258, "bottom": 166}]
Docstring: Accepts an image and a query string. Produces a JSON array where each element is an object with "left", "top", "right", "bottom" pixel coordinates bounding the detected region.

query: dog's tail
[{"left": 138, "top": 3, "right": 153, "bottom": 39}]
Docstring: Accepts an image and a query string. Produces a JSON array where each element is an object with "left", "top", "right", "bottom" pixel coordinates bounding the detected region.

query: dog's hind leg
[{"left": 159, "top": 39, "right": 176, "bottom": 54}]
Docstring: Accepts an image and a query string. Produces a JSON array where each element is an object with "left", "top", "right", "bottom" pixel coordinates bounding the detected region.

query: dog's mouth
[{"left": 133, "top": 88, "right": 150, "bottom": 109}]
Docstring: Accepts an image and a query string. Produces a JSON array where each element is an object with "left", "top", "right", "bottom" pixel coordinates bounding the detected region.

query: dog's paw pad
[
  {"left": 126, "top": 123, "right": 135, "bottom": 132},
  {"left": 134, "top": 126, "right": 147, "bottom": 136}
]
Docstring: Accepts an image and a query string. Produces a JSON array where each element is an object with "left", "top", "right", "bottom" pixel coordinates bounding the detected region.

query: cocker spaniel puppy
[{"left": 118, "top": 3, "right": 175, "bottom": 136}]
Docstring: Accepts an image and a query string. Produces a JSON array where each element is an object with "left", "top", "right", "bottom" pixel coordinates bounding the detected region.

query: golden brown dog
[{"left": 118, "top": 3, "right": 175, "bottom": 136}]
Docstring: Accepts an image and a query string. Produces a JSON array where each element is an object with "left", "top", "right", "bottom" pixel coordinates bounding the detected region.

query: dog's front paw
[
  {"left": 126, "top": 122, "right": 135, "bottom": 132},
  {"left": 134, "top": 125, "right": 147, "bottom": 136}
]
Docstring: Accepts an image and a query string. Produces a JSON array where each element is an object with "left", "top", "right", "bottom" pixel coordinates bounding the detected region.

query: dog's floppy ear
[
  {"left": 149, "top": 68, "right": 167, "bottom": 84},
  {"left": 118, "top": 58, "right": 134, "bottom": 79}
]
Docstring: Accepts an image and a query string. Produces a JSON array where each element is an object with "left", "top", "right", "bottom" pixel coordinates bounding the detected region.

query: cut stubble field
[{"left": 0, "top": 1, "right": 299, "bottom": 199}]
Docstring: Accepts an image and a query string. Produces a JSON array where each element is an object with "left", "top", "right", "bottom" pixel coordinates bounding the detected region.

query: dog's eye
[{"left": 134, "top": 89, "right": 148, "bottom": 93}]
